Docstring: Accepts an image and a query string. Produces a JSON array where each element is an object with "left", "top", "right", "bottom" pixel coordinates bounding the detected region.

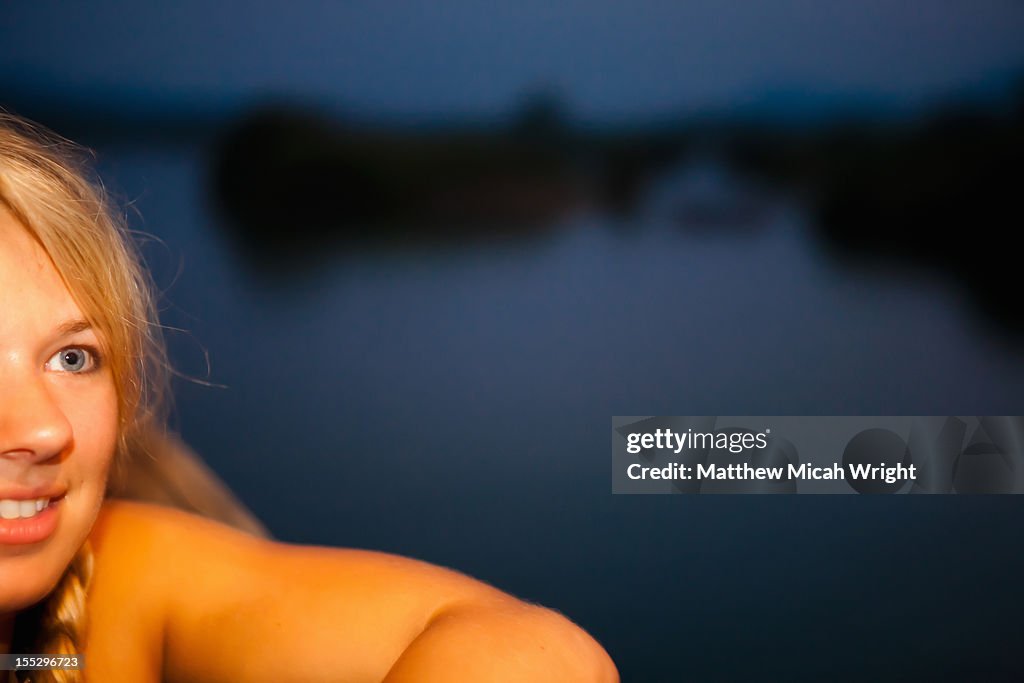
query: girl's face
[{"left": 0, "top": 205, "right": 118, "bottom": 612}]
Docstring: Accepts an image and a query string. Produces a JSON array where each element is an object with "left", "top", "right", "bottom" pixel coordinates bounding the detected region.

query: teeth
[{"left": 0, "top": 498, "right": 51, "bottom": 520}]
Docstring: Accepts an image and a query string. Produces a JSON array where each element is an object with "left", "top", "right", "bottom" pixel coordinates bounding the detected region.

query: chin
[
  {"left": 0, "top": 500, "right": 96, "bottom": 612},
  {"left": 0, "top": 550, "right": 71, "bottom": 612}
]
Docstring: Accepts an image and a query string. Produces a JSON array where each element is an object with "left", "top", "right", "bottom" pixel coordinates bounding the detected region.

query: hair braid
[{"left": 11, "top": 545, "right": 93, "bottom": 683}]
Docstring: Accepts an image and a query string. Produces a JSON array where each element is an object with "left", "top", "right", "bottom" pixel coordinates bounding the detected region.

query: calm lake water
[{"left": 92, "top": 137, "right": 1024, "bottom": 681}]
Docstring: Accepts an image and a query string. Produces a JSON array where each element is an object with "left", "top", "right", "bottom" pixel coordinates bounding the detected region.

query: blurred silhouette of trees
[{"left": 208, "top": 74, "right": 1024, "bottom": 332}]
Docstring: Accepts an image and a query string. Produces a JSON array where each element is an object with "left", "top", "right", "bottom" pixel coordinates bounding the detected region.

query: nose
[{"left": 0, "top": 370, "right": 73, "bottom": 464}]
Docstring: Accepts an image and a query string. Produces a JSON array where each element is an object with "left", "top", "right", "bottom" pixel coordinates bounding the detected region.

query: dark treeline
[{"left": 210, "top": 79, "right": 1024, "bottom": 334}]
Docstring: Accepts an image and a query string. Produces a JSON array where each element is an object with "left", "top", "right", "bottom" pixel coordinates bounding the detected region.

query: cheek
[
  {"left": 0, "top": 377, "right": 120, "bottom": 612},
  {"left": 59, "top": 374, "right": 120, "bottom": 490}
]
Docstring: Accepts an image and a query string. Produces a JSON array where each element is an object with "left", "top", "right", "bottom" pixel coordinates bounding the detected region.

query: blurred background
[{"left": 3, "top": 2, "right": 1024, "bottom": 680}]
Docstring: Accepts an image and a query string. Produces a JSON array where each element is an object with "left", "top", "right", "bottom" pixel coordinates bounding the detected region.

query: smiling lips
[{"left": 0, "top": 495, "right": 62, "bottom": 545}]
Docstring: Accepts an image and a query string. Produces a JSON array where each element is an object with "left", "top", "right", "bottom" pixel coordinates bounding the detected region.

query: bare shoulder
[
  {"left": 91, "top": 498, "right": 267, "bottom": 569},
  {"left": 85, "top": 500, "right": 245, "bottom": 681},
  {"left": 88, "top": 499, "right": 268, "bottom": 616},
  {"left": 90, "top": 498, "right": 504, "bottom": 602},
  {"left": 87, "top": 501, "right": 503, "bottom": 681},
  {"left": 87, "top": 500, "right": 617, "bottom": 682}
]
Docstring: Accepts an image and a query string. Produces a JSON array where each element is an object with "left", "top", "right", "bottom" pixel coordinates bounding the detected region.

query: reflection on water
[
  {"left": 641, "top": 157, "right": 779, "bottom": 231},
  {"left": 96, "top": 141, "right": 1024, "bottom": 682}
]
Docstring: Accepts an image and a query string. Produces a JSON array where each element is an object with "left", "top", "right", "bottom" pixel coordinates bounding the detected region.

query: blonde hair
[{"left": 1, "top": 112, "right": 169, "bottom": 682}]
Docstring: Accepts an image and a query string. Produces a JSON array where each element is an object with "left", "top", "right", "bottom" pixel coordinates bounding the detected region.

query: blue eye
[{"left": 45, "top": 347, "right": 97, "bottom": 373}]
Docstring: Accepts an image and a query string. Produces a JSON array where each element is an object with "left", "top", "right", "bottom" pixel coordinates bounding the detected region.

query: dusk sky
[{"left": 4, "top": 1, "right": 1024, "bottom": 122}]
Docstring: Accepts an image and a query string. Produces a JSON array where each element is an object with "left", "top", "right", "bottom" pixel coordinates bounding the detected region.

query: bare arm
[{"left": 90, "top": 501, "right": 616, "bottom": 682}]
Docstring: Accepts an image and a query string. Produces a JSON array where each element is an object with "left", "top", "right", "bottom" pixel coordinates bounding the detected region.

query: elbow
[
  {"left": 525, "top": 605, "right": 619, "bottom": 683},
  {"left": 454, "top": 601, "right": 619, "bottom": 682},
  {"left": 386, "top": 600, "right": 618, "bottom": 682}
]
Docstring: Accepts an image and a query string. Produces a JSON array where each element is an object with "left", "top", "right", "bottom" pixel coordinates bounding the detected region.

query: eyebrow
[{"left": 55, "top": 319, "right": 94, "bottom": 337}]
